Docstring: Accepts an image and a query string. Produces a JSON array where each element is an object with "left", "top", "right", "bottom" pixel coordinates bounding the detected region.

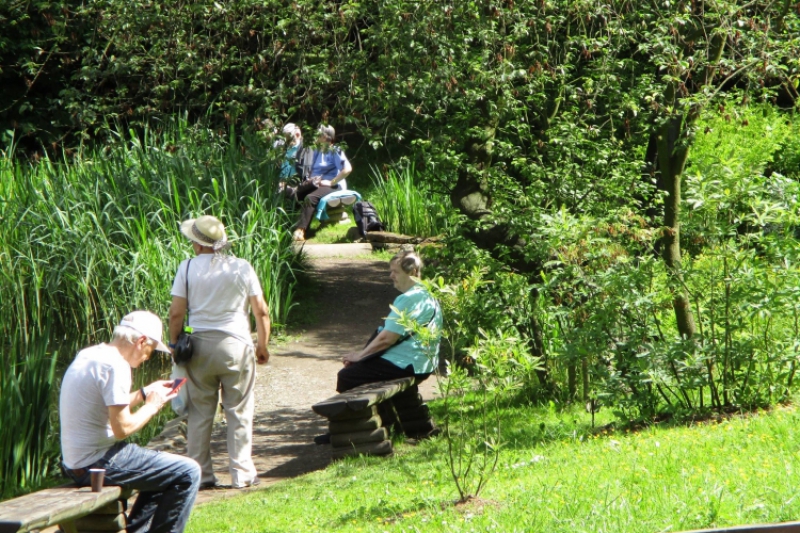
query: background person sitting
[
  {"left": 292, "top": 124, "right": 352, "bottom": 241},
  {"left": 277, "top": 123, "right": 303, "bottom": 191}
]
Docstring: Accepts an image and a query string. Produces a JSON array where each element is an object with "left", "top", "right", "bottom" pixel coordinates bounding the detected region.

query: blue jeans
[{"left": 66, "top": 442, "right": 201, "bottom": 533}]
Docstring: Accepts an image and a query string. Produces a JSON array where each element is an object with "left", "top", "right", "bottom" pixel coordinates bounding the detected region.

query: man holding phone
[{"left": 60, "top": 311, "right": 201, "bottom": 533}]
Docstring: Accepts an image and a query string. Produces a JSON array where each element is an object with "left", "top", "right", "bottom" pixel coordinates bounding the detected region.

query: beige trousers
[{"left": 185, "top": 331, "right": 257, "bottom": 488}]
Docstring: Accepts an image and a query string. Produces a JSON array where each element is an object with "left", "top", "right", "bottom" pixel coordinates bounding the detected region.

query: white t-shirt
[
  {"left": 171, "top": 254, "right": 263, "bottom": 346},
  {"left": 60, "top": 343, "right": 131, "bottom": 469}
]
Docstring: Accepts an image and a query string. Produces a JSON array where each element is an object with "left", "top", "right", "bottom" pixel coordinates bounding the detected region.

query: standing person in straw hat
[{"left": 168, "top": 215, "right": 271, "bottom": 489}]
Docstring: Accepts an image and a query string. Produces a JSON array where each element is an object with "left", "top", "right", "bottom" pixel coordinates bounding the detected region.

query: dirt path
[{"left": 161, "top": 255, "right": 438, "bottom": 504}]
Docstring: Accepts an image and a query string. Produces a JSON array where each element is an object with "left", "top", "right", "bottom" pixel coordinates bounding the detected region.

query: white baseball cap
[
  {"left": 119, "top": 311, "right": 171, "bottom": 353},
  {"left": 282, "top": 123, "right": 299, "bottom": 135}
]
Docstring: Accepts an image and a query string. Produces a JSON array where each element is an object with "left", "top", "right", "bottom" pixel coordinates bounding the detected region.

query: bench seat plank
[
  {"left": 312, "top": 377, "right": 416, "bottom": 418},
  {"left": 678, "top": 523, "right": 800, "bottom": 533},
  {"left": 0, "top": 486, "right": 122, "bottom": 533}
]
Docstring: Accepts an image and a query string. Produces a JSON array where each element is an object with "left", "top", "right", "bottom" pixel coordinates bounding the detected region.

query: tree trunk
[
  {"left": 655, "top": 115, "right": 697, "bottom": 340},
  {"left": 449, "top": 114, "right": 538, "bottom": 274}
]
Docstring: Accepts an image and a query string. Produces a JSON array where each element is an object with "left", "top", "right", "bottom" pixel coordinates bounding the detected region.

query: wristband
[
  {"left": 168, "top": 342, "right": 176, "bottom": 349},
  {"left": 140, "top": 387, "right": 147, "bottom": 401}
]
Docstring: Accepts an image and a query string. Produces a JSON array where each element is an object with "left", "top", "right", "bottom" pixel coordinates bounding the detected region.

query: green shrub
[{"left": 367, "top": 163, "right": 451, "bottom": 238}]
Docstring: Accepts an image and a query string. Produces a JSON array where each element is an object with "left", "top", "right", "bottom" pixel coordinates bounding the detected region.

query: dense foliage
[{"left": 4, "top": 0, "right": 800, "bottom": 430}]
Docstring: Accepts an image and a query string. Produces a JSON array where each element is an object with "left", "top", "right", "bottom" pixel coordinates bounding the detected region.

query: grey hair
[
  {"left": 112, "top": 325, "right": 156, "bottom": 347},
  {"left": 317, "top": 124, "right": 335, "bottom": 142},
  {"left": 391, "top": 250, "right": 423, "bottom": 276}
]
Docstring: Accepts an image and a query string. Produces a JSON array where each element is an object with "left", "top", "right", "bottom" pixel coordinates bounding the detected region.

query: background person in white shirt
[
  {"left": 60, "top": 310, "right": 200, "bottom": 533},
  {"left": 168, "top": 215, "right": 270, "bottom": 489}
]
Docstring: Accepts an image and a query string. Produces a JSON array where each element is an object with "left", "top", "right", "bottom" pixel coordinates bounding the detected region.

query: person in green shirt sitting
[{"left": 315, "top": 250, "right": 442, "bottom": 444}]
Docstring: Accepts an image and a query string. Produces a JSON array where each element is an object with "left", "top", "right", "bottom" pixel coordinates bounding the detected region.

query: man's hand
[
  {"left": 256, "top": 345, "right": 270, "bottom": 365},
  {"left": 144, "top": 380, "right": 178, "bottom": 407},
  {"left": 146, "top": 380, "right": 177, "bottom": 395}
]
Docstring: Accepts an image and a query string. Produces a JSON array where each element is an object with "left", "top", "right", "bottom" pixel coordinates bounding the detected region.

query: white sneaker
[{"left": 292, "top": 229, "right": 305, "bottom": 241}]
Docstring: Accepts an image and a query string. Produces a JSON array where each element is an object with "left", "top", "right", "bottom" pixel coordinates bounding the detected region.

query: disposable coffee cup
[{"left": 90, "top": 468, "right": 105, "bottom": 492}]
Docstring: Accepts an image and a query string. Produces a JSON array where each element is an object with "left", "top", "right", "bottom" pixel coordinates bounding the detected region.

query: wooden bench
[
  {"left": 0, "top": 485, "right": 130, "bottom": 533},
  {"left": 312, "top": 377, "right": 437, "bottom": 459}
]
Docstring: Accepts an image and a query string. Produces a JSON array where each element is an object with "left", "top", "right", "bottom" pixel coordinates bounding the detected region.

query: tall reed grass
[
  {"left": 367, "top": 163, "right": 450, "bottom": 238},
  {"left": 0, "top": 121, "right": 299, "bottom": 498}
]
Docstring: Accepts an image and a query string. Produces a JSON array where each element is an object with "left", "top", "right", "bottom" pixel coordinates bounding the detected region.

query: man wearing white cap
[
  {"left": 60, "top": 310, "right": 201, "bottom": 533},
  {"left": 169, "top": 215, "right": 270, "bottom": 489}
]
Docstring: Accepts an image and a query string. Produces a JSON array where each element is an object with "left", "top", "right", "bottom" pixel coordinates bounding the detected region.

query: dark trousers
[
  {"left": 296, "top": 185, "right": 338, "bottom": 231},
  {"left": 336, "top": 357, "right": 417, "bottom": 393}
]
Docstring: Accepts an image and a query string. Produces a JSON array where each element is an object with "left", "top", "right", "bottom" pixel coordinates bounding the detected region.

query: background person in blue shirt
[{"left": 292, "top": 124, "right": 352, "bottom": 241}]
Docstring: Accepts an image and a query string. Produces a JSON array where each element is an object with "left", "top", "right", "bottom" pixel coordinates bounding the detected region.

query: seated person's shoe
[
  {"left": 314, "top": 432, "right": 332, "bottom": 445},
  {"left": 292, "top": 229, "right": 305, "bottom": 242}
]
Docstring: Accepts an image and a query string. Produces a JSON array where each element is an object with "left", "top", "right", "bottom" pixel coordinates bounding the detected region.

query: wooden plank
[
  {"left": 92, "top": 501, "right": 126, "bottom": 515},
  {"left": 399, "top": 418, "right": 436, "bottom": 436},
  {"left": 74, "top": 513, "right": 126, "bottom": 531},
  {"left": 329, "top": 414, "right": 382, "bottom": 434},
  {"left": 330, "top": 428, "right": 388, "bottom": 448},
  {"left": 331, "top": 440, "right": 393, "bottom": 460},
  {"left": 311, "top": 398, "right": 349, "bottom": 418},
  {"left": 390, "top": 392, "right": 424, "bottom": 409},
  {"left": 396, "top": 404, "right": 430, "bottom": 422},
  {"left": 312, "top": 377, "right": 415, "bottom": 418},
  {"left": 328, "top": 405, "right": 378, "bottom": 422},
  {"left": 60, "top": 523, "right": 79, "bottom": 533},
  {"left": 0, "top": 487, "right": 122, "bottom": 533},
  {"left": 676, "top": 523, "right": 800, "bottom": 533},
  {"left": 340, "top": 378, "right": 416, "bottom": 412}
]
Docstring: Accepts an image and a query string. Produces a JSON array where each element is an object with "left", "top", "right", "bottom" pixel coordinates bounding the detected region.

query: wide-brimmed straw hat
[{"left": 180, "top": 215, "right": 228, "bottom": 251}]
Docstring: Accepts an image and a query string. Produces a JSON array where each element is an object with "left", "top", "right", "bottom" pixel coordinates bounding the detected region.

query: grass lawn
[
  {"left": 187, "top": 391, "right": 800, "bottom": 533},
  {"left": 305, "top": 219, "right": 356, "bottom": 244}
]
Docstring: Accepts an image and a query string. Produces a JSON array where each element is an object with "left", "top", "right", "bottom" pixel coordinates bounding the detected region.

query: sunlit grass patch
[
  {"left": 306, "top": 218, "right": 358, "bottom": 244},
  {"left": 187, "top": 399, "right": 800, "bottom": 533}
]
